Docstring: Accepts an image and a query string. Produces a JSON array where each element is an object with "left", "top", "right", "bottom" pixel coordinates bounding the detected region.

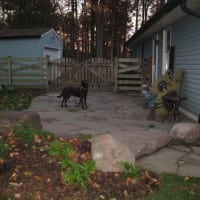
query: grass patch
[
  {"left": 49, "top": 140, "right": 96, "bottom": 190},
  {"left": 122, "top": 162, "right": 141, "bottom": 179},
  {"left": 142, "top": 173, "right": 200, "bottom": 200},
  {"left": 0, "top": 88, "right": 43, "bottom": 111},
  {"left": 14, "top": 123, "right": 54, "bottom": 143},
  {"left": 0, "top": 139, "right": 9, "bottom": 158}
]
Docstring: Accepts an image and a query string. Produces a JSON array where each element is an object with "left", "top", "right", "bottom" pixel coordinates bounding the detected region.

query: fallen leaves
[
  {"left": 0, "top": 129, "right": 162, "bottom": 200},
  {"left": 126, "top": 177, "right": 137, "bottom": 186}
]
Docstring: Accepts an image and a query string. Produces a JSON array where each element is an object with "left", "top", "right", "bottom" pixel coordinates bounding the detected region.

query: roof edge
[{"left": 126, "top": 0, "right": 180, "bottom": 47}]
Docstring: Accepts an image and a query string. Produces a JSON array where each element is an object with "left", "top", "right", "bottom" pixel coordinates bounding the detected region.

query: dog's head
[{"left": 81, "top": 80, "right": 88, "bottom": 89}]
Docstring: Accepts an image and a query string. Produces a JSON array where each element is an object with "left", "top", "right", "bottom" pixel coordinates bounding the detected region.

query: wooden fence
[
  {"left": 0, "top": 56, "right": 150, "bottom": 92},
  {"left": 48, "top": 57, "right": 114, "bottom": 91},
  {"left": 0, "top": 57, "right": 48, "bottom": 88},
  {"left": 114, "top": 58, "right": 145, "bottom": 92}
]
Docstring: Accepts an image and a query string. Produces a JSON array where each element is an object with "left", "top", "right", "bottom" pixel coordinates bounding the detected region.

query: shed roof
[{"left": 0, "top": 28, "right": 52, "bottom": 39}]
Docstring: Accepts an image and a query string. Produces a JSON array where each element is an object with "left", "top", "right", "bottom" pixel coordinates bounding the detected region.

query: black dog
[{"left": 57, "top": 80, "right": 88, "bottom": 109}]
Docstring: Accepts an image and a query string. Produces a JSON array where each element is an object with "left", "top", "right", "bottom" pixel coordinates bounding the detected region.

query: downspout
[{"left": 181, "top": 0, "right": 200, "bottom": 18}]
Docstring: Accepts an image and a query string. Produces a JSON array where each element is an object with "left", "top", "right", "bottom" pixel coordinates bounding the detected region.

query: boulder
[
  {"left": 170, "top": 123, "right": 200, "bottom": 144},
  {"left": 0, "top": 111, "right": 42, "bottom": 130},
  {"left": 91, "top": 134, "right": 135, "bottom": 172},
  {"left": 111, "top": 128, "right": 171, "bottom": 159}
]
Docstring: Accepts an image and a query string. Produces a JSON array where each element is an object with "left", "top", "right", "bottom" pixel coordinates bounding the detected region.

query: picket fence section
[
  {"left": 0, "top": 57, "right": 47, "bottom": 88},
  {"left": 48, "top": 57, "right": 114, "bottom": 91},
  {"left": 0, "top": 56, "right": 148, "bottom": 92}
]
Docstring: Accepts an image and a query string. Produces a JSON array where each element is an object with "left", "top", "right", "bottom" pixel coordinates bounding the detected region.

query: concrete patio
[{"left": 27, "top": 91, "right": 200, "bottom": 177}]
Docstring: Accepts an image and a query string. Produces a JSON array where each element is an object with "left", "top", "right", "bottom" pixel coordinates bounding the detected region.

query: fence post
[
  {"left": 7, "top": 56, "right": 12, "bottom": 85},
  {"left": 113, "top": 57, "right": 118, "bottom": 92}
]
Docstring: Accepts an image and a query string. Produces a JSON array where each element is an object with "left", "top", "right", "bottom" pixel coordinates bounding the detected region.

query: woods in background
[{"left": 0, "top": 0, "right": 168, "bottom": 59}]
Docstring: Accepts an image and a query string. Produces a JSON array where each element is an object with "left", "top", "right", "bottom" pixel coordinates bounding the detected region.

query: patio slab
[{"left": 26, "top": 91, "right": 200, "bottom": 177}]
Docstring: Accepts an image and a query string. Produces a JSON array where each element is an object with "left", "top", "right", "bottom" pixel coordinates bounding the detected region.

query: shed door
[{"left": 43, "top": 47, "right": 60, "bottom": 61}]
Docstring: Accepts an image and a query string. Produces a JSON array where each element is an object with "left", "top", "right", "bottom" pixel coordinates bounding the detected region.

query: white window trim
[{"left": 162, "top": 28, "right": 171, "bottom": 75}]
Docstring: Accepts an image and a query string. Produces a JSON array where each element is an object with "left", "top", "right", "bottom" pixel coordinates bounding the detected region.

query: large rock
[
  {"left": 170, "top": 123, "right": 200, "bottom": 144},
  {"left": 112, "top": 128, "right": 171, "bottom": 159},
  {"left": 0, "top": 111, "right": 42, "bottom": 130},
  {"left": 91, "top": 134, "right": 135, "bottom": 172}
]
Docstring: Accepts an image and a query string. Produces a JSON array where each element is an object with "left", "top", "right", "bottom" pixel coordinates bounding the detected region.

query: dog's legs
[
  {"left": 84, "top": 96, "right": 88, "bottom": 108},
  {"left": 61, "top": 97, "right": 65, "bottom": 107},
  {"left": 64, "top": 95, "right": 70, "bottom": 107},
  {"left": 80, "top": 95, "right": 85, "bottom": 109}
]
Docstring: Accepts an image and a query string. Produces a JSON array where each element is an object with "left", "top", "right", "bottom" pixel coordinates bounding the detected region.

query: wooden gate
[
  {"left": 48, "top": 58, "right": 114, "bottom": 91},
  {"left": 114, "top": 58, "right": 144, "bottom": 92}
]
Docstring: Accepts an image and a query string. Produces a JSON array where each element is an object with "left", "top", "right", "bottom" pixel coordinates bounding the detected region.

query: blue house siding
[
  {"left": 172, "top": 15, "right": 200, "bottom": 116},
  {"left": 132, "top": 37, "right": 152, "bottom": 59},
  {"left": 0, "top": 29, "right": 63, "bottom": 88},
  {"left": 40, "top": 30, "right": 63, "bottom": 57},
  {"left": 132, "top": 44, "right": 142, "bottom": 58},
  {"left": 0, "top": 38, "right": 40, "bottom": 57},
  {"left": 143, "top": 37, "right": 152, "bottom": 59}
]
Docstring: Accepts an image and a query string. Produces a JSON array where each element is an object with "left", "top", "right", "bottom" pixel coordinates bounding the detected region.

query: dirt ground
[{"left": 0, "top": 127, "right": 159, "bottom": 200}]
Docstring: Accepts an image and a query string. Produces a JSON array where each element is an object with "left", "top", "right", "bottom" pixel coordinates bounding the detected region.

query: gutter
[{"left": 181, "top": 0, "right": 200, "bottom": 18}]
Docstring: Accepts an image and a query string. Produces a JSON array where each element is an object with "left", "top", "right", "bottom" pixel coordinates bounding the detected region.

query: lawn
[{"left": 142, "top": 173, "right": 200, "bottom": 200}]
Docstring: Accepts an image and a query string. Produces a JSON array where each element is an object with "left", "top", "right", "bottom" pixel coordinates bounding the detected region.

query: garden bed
[{"left": 0, "top": 124, "right": 159, "bottom": 200}]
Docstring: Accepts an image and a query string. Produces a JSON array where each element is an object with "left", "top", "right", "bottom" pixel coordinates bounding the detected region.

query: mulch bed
[{"left": 0, "top": 127, "right": 160, "bottom": 200}]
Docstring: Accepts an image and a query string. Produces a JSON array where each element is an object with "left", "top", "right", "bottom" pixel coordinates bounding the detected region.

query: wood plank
[
  {"left": 118, "top": 74, "right": 142, "bottom": 79},
  {"left": 118, "top": 66, "right": 140, "bottom": 73},
  {"left": 13, "top": 73, "right": 44, "bottom": 77},
  {"left": 12, "top": 57, "right": 46, "bottom": 62},
  {"left": 118, "top": 80, "right": 142, "bottom": 85},
  {"left": 0, "top": 68, "right": 8, "bottom": 72},
  {"left": 119, "top": 63, "right": 140, "bottom": 69},
  {"left": 117, "top": 58, "right": 142, "bottom": 63},
  {"left": 118, "top": 86, "right": 142, "bottom": 91}
]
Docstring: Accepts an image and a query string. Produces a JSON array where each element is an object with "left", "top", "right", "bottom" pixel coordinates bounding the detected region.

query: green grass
[
  {"left": 49, "top": 140, "right": 96, "bottom": 190},
  {"left": 13, "top": 123, "right": 54, "bottom": 143},
  {"left": 0, "top": 139, "right": 9, "bottom": 158},
  {"left": 142, "top": 173, "right": 200, "bottom": 200},
  {"left": 121, "top": 162, "right": 141, "bottom": 179},
  {"left": 0, "top": 88, "right": 43, "bottom": 111}
]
